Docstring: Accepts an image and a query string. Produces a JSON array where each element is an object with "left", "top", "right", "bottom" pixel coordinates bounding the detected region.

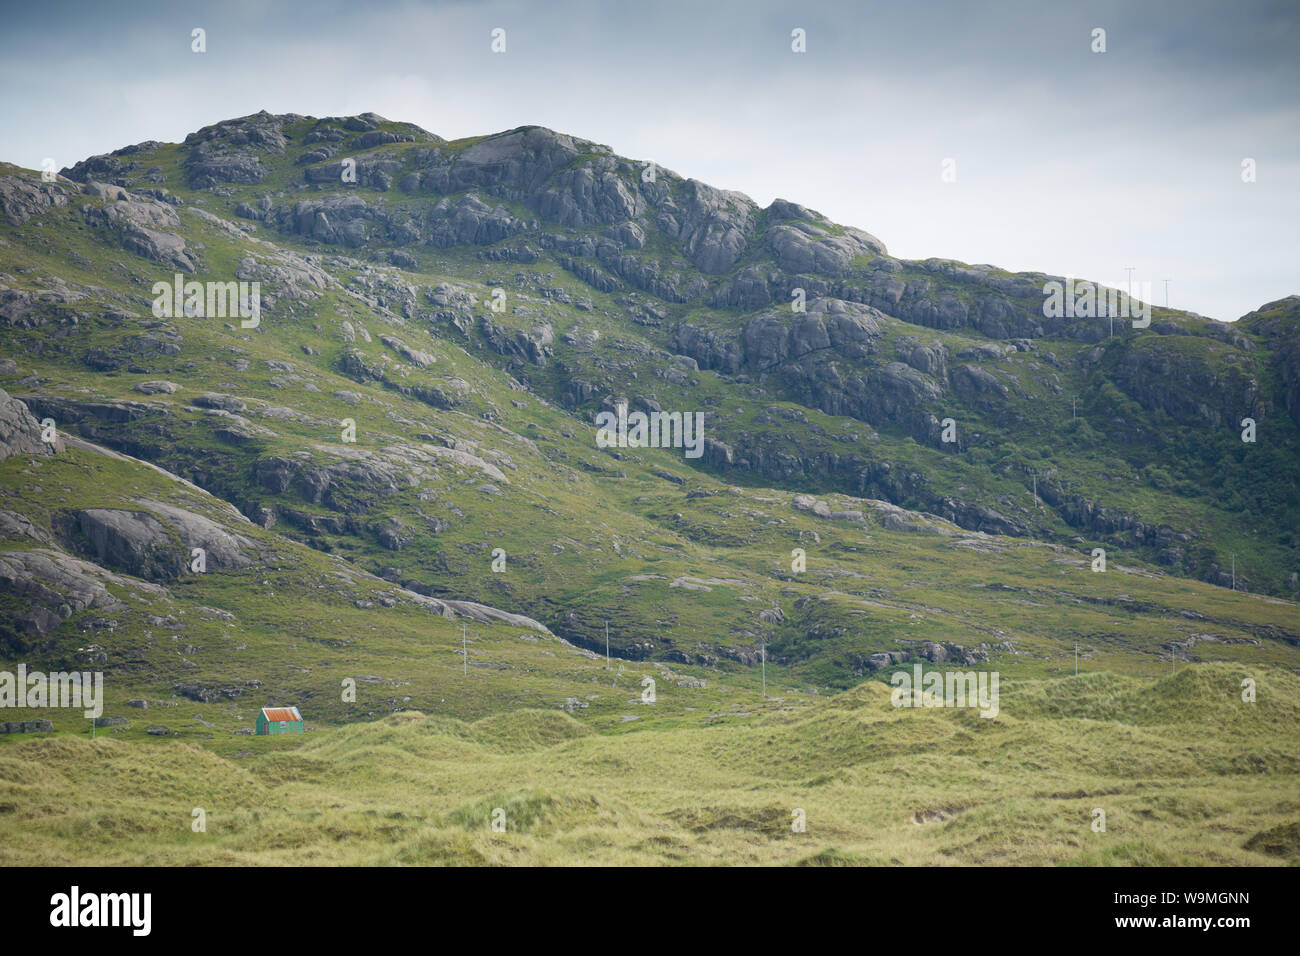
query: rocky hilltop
[{"left": 0, "top": 111, "right": 1297, "bottom": 697}]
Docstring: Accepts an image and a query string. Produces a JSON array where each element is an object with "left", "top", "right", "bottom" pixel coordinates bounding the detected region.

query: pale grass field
[{"left": 2, "top": 665, "right": 1297, "bottom": 866}]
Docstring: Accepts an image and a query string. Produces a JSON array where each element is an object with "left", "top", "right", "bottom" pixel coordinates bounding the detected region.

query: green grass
[{"left": 2, "top": 665, "right": 1296, "bottom": 865}]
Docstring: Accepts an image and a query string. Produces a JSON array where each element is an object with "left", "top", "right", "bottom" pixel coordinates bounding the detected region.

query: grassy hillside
[{"left": 0, "top": 111, "right": 1296, "bottom": 865}]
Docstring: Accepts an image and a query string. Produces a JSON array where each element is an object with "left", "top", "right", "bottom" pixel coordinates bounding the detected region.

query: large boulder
[
  {"left": 0, "top": 389, "right": 61, "bottom": 460},
  {"left": 670, "top": 323, "right": 742, "bottom": 374},
  {"left": 62, "top": 509, "right": 183, "bottom": 580},
  {"left": 79, "top": 183, "right": 196, "bottom": 271},
  {"left": 765, "top": 217, "right": 884, "bottom": 276},
  {"left": 133, "top": 499, "right": 254, "bottom": 570},
  {"left": 58, "top": 502, "right": 253, "bottom": 581},
  {"left": 742, "top": 312, "right": 829, "bottom": 368},
  {"left": 426, "top": 126, "right": 584, "bottom": 195}
]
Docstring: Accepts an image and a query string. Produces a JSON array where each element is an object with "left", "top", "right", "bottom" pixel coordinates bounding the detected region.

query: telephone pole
[{"left": 605, "top": 620, "right": 610, "bottom": 668}]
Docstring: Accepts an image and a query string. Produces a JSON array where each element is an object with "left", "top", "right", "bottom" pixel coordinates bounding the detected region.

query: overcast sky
[{"left": 1, "top": 0, "right": 1296, "bottom": 320}]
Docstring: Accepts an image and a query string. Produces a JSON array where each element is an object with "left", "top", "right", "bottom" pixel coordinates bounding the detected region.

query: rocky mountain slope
[{"left": 1, "top": 110, "right": 1298, "bottom": 720}]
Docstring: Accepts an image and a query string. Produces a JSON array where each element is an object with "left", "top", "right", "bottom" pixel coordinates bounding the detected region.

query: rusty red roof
[{"left": 261, "top": 707, "right": 301, "bottom": 722}]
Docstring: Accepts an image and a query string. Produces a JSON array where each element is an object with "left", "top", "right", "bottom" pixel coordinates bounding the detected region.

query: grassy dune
[{"left": 3, "top": 664, "right": 1296, "bottom": 866}]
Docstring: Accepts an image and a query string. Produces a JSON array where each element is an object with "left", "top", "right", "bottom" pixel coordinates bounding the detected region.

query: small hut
[{"left": 256, "top": 706, "right": 303, "bottom": 735}]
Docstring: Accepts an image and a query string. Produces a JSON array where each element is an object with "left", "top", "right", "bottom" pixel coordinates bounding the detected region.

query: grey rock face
[
  {"left": 0, "top": 510, "right": 53, "bottom": 545},
  {"left": 79, "top": 183, "right": 196, "bottom": 271},
  {"left": 742, "top": 312, "right": 830, "bottom": 369},
  {"left": 766, "top": 220, "right": 884, "bottom": 276},
  {"left": 878, "top": 361, "right": 944, "bottom": 405},
  {"left": 1112, "top": 335, "right": 1260, "bottom": 428},
  {"left": 182, "top": 111, "right": 288, "bottom": 188},
  {"left": 429, "top": 193, "right": 536, "bottom": 247},
  {"left": 823, "top": 302, "right": 884, "bottom": 359},
  {"left": 481, "top": 319, "right": 553, "bottom": 366},
  {"left": 20, "top": 395, "right": 160, "bottom": 428},
  {"left": 234, "top": 251, "right": 332, "bottom": 301},
  {"left": 253, "top": 451, "right": 413, "bottom": 512},
  {"left": 1, "top": 720, "right": 54, "bottom": 734},
  {"left": 63, "top": 509, "right": 182, "bottom": 580},
  {"left": 907, "top": 345, "right": 947, "bottom": 377},
  {"left": 133, "top": 499, "right": 254, "bottom": 570},
  {"left": 1240, "top": 296, "right": 1300, "bottom": 428},
  {"left": 0, "top": 174, "right": 71, "bottom": 225},
  {"left": 372, "top": 517, "right": 409, "bottom": 551},
  {"left": 674, "top": 179, "right": 756, "bottom": 274},
  {"left": 379, "top": 334, "right": 436, "bottom": 368},
  {"left": 0, "top": 549, "right": 127, "bottom": 615},
  {"left": 0, "top": 388, "right": 60, "bottom": 460},
  {"left": 133, "top": 380, "right": 180, "bottom": 395},
  {"left": 192, "top": 393, "right": 247, "bottom": 413},
  {"left": 427, "top": 126, "right": 586, "bottom": 195},
  {"left": 674, "top": 298, "right": 883, "bottom": 376},
  {"left": 280, "top": 194, "right": 372, "bottom": 247},
  {"left": 174, "top": 681, "right": 261, "bottom": 703},
  {"left": 608, "top": 221, "right": 645, "bottom": 249},
  {"left": 57, "top": 500, "right": 253, "bottom": 582},
  {"left": 670, "top": 323, "right": 742, "bottom": 374},
  {"left": 408, "top": 591, "right": 553, "bottom": 634},
  {"left": 949, "top": 364, "right": 1009, "bottom": 404},
  {"left": 304, "top": 155, "right": 402, "bottom": 188},
  {"left": 84, "top": 326, "right": 184, "bottom": 372},
  {"left": 536, "top": 160, "right": 644, "bottom": 227},
  {"left": 0, "top": 546, "right": 163, "bottom": 652}
]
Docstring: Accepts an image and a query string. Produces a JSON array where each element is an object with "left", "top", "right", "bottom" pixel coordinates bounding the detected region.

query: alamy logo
[
  {"left": 151, "top": 273, "right": 260, "bottom": 328},
  {"left": 890, "top": 664, "right": 999, "bottom": 719},
  {"left": 595, "top": 402, "right": 704, "bottom": 459},
  {"left": 0, "top": 665, "right": 103, "bottom": 718},
  {"left": 1042, "top": 278, "right": 1151, "bottom": 328},
  {"left": 50, "top": 886, "right": 151, "bottom": 936}
]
